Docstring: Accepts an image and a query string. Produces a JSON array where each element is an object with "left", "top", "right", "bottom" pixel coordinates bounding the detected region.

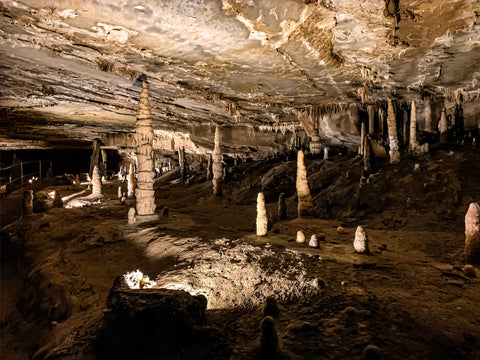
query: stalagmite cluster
[
  {"left": 465, "top": 202, "right": 480, "bottom": 264},
  {"left": 127, "top": 163, "right": 135, "bottom": 198},
  {"left": 92, "top": 165, "right": 102, "bottom": 195},
  {"left": 134, "top": 82, "right": 156, "bottom": 216},
  {"left": 296, "top": 150, "right": 314, "bottom": 218},
  {"left": 212, "top": 126, "right": 223, "bottom": 196},
  {"left": 387, "top": 99, "right": 400, "bottom": 164},
  {"left": 354, "top": 226, "right": 370, "bottom": 254},
  {"left": 256, "top": 192, "right": 268, "bottom": 236}
]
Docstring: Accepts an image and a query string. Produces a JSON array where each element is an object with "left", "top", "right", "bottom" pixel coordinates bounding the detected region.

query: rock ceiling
[{"left": 1, "top": 0, "right": 479, "bottom": 150}]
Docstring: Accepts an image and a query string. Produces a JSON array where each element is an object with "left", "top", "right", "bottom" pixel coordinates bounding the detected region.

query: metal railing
[{"left": 0, "top": 160, "right": 53, "bottom": 185}]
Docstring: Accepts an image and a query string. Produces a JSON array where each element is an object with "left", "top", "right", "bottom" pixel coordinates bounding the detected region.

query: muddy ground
[{"left": 1, "top": 143, "right": 480, "bottom": 360}]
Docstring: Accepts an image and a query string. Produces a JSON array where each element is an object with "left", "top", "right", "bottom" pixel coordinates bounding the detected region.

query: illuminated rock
[
  {"left": 92, "top": 165, "right": 102, "bottom": 195},
  {"left": 256, "top": 192, "right": 268, "bottom": 236},
  {"left": 296, "top": 150, "right": 314, "bottom": 218},
  {"left": 296, "top": 230, "right": 306, "bottom": 243},
  {"left": 53, "top": 190, "right": 63, "bottom": 208},
  {"left": 127, "top": 163, "right": 135, "bottom": 198},
  {"left": 23, "top": 190, "right": 34, "bottom": 215},
  {"left": 465, "top": 202, "right": 480, "bottom": 264},
  {"left": 259, "top": 316, "right": 280, "bottom": 358},
  {"left": 212, "top": 126, "right": 223, "bottom": 196},
  {"left": 387, "top": 99, "right": 400, "bottom": 164},
  {"left": 354, "top": 226, "right": 370, "bottom": 254},
  {"left": 309, "top": 234, "right": 319, "bottom": 248},
  {"left": 277, "top": 193, "right": 287, "bottom": 220}
]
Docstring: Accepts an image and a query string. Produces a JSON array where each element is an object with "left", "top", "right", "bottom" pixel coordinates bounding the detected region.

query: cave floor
[{"left": 1, "top": 147, "right": 480, "bottom": 360}]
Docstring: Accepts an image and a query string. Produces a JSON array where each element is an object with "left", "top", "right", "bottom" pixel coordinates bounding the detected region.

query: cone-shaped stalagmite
[
  {"left": 277, "top": 193, "right": 287, "bottom": 220},
  {"left": 409, "top": 101, "right": 418, "bottom": 152},
  {"left": 127, "top": 163, "right": 135, "bottom": 198},
  {"left": 354, "top": 226, "right": 370, "bottom": 254},
  {"left": 438, "top": 108, "right": 448, "bottom": 143},
  {"left": 256, "top": 192, "right": 268, "bottom": 236},
  {"left": 212, "top": 126, "right": 223, "bottom": 196},
  {"left": 135, "top": 82, "right": 156, "bottom": 216},
  {"left": 465, "top": 202, "right": 480, "bottom": 264},
  {"left": 296, "top": 150, "right": 314, "bottom": 218},
  {"left": 92, "top": 165, "right": 102, "bottom": 195},
  {"left": 387, "top": 99, "right": 400, "bottom": 164}
]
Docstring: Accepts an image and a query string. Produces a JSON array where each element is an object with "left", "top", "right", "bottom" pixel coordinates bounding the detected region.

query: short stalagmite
[
  {"left": 438, "top": 108, "right": 448, "bottom": 143},
  {"left": 53, "top": 190, "right": 63, "bottom": 208},
  {"left": 127, "top": 163, "right": 135, "bottom": 198},
  {"left": 212, "top": 126, "right": 223, "bottom": 196},
  {"left": 128, "top": 207, "right": 136, "bottom": 225},
  {"left": 354, "top": 226, "right": 370, "bottom": 254},
  {"left": 92, "top": 165, "right": 102, "bottom": 195},
  {"left": 75, "top": 174, "right": 80, "bottom": 185},
  {"left": 296, "top": 230, "right": 306, "bottom": 243},
  {"left": 409, "top": 101, "right": 418, "bottom": 152},
  {"left": 323, "top": 147, "right": 329, "bottom": 160},
  {"left": 23, "top": 190, "right": 34, "bottom": 215},
  {"left": 256, "top": 192, "right": 268, "bottom": 236},
  {"left": 387, "top": 99, "right": 400, "bottom": 164},
  {"left": 309, "top": 234, "right": 319, "bottom": 248},
  {"left": 465, "top": 202, "right": 480, "bottom": 264},
  {"left": 259, "top": 316, "right": 280, "bottom": 357},
  {"left": 296, "top": 150, "right": 314, "bottom": 218},
  {"left": 277, "top": 193, "right": 287, "bottom": 220},
  {"left": 134, "top": 82, "right": 156, "bottom": 216}
]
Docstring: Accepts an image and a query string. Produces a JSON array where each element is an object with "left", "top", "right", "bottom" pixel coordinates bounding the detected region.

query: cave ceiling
[{"left": 0, "top": 0, "right": 479, "bottom": 149}]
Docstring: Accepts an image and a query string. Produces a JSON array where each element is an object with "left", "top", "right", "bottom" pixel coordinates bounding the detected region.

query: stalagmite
[
  {"left": 134, "top": 81, "right": 156, "bottom": 216},
  {"left": 118, "top": 186, "right": 123, "bottom": 199},
  {"left": 378, "top": 107, "right": 385, "bottom": 138},
  {"left": 367, "top": 105, "right": 375, "bottom": 135},
  {"left": 296, "top": 150, "right": 314, "bottom": 218},
  {"left": 465, "top": 202, "right": 480, "bottom": 264},
  {"left": 90, "top": 139, "right": 101, "bottom": 176},
  {"left": 354, "top": 226, "right": 370, "bottom": 254},
  {"left": 259, "top": 316, "right": 280, "bottom": 357},
  {"left": 309, "top": 135, "right": 322, "bottom": 156},
  {"left": 277, "top": 193, "right": 287, "bottom": 220},
  {"left": 256, "top": 192, "right": 268, "bottom": 236},
  {"left": 127, "top": 163, "right": 135, "bottom": 198},
  {"left": 92, "top": 165, "right": 102, "bottom": 195},
  {"left": 387, "top": 99, "right": 400, "bottom": 164},
  {"left": 128, "top": 207, "right": 136, "bottom": 225},
  {"left": 296, "top": 230, "right": 306, "bottom": 243},
  {"left": 323, "top": 147, "right": 329, "bottom": 160},
  {"left": 212, "top": 126, "right": 223, "bottom": 196},
  {"left": 53, "top": 190, "right": 63, "bottom": 208},
  {"left": 206, "top": 154, "right": 213, "bottom": 180},
  {"left": 438, "top": 108, "right": 448, "bottom": 143},
  {"left": 424, "top": 100, "right": 432, "bottom": 132},
  {"left": 409, "top": 101, "right": 418, "bottom": 152},
  {"left": 309, "top": 234, "right": 319, "bottom": 248},
  {"left": 23, "top": 190, "right": 33, "bottom": 215},
  {"left": 359, "top": 122, "right": 365, "bottom": 156}
]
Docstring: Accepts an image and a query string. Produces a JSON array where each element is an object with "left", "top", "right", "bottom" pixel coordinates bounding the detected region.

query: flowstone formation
[
  {"left": 465, "top": 202, "right": 480, "bottom": 264},
  {"left": 296, "top": 150, "right": 314, "bottom": 218},
  {"left": 92, "top": 165, "right": 102, "bottom": 196},
  {"left": 134, "top": 82, "right": 156, "bottom": 217},
  {"left": 387, "top": 99, "right": 400, "bottom": 164},
  {"left": 127, "top": 163, "right": 135, "bottom": 198},
  {"left": 256, "top": 192, "right": 268, "bottom": 236},
  {"left": 212, "top": 126, "right": 223, "bottom": 196}
]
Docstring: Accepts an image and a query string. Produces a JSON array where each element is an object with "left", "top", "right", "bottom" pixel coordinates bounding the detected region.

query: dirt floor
[{"left": 1, "top": 143, "right": 480, "bottom": 360}]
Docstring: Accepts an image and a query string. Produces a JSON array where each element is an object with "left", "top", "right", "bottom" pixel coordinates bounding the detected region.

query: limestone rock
[
  {"left": 360, "top": 344, "right": 381, "bottom": 360},
  {"left": 23, "top": 190, "right": 34, "bottom": 215},
  {"left": 465, "top": 202, "right": 480, "bottom": 264},
  {"left": 354, "top": 226, "right": 370, "bottom": 254},
  {"left": 277, "top": 192, "right": 287, "bottom": 220},
  {"left": 296, "top": 230, "right": 306, "bottom": 243},
  {"left": 337, "top": 226, "right": 347, "bottom": 234},
  {"left": 128, "top": 207, "right": 136, "bottom": 225},
  {"left": 53, "top": 190, "right": 63, "bottom": 208},
  {"left": 256, "top": 192, "right": 268, "bottom": 236},
  {"left": 309, "top": 234, "right": 319, "bottom": 248},
  {"left": 296, "top": 150, "right": 314, "bottom": 218},
  {"left": 92, "top": 165, "right": 102, "bottom": 195}
]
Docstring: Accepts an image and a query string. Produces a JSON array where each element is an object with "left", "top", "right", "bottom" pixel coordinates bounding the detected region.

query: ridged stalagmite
[
  {"left": 387, "top": 99, "right": 400, "bottom": 164},
  {"left": 296, "top": 150, "right": 314, "bottom": 218},
  {"left": 256, "top": 192, "right": 268, "bottom": 236},
  {"left": 212, "top": 126, "right": 223, "bottom": 196},
  {"left": 92, "top": 165, "right": 102, "bottom": 195},
  {"left": 128, "top": 163, "right": 135, "bottom": 198},
  {"left": 409, "top": 101, "right": 418, "bottom": 152},
  {"left": 134, "top": 82, "right": 156, "bottom": 216},
  {"left": 465, "top": 202, "right": 480, "bottom": 264}
]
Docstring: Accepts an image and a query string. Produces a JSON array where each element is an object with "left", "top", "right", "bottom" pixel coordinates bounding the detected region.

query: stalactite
[
  {"left": 127, "top": 163, "right": 135, "bottom": 198},
  {"left": 387, "top": 99, "right": 400, "bottom": 164},
  {"left": 378, "top": 107, "right": 385, "bottom": 138},
  {"left": 212, "top": 126, "right": 223, "bottom": 196},
  {"left": 409, "top": 101, "right": 418, "bottom": 152},
  {"left": 134, "top": 81, "right": 156, "bottom": 216},
  {"left": 403, "top": 108, "right": 409, "bottom": 147},
  {"left": 296, "top": 150, "right": 314, "bottom": 218}
]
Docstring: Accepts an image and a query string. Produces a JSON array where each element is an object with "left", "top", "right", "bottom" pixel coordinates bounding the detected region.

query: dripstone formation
[
  {"left": 127, "top": 163, "right": 135, "bottom": 198},
  {"left": 212, "top": 126, "right": 223, "bottom": 196},
  {"left": 465, "top": 202, "right": 480, "bottom": 264},
  {"left": 134, "top": 82, "right": 156, "bottom": 217},
  {"left": 23, "top": 190, "right": 33, "bottom": 215},
  {"left": 256, "top": 192, "right": 268, "bottom": 236},
  {"left": 387, "top": 99, "right": 400, "bottom": 164},
  {"left": 354, "top": 226, "right": 370, "bottom": 254},
  {"left": 92, "top": 165, "right": 102, "bottom": 195},
  {"left": 277, "top": 193, "right": 287, "bottom": 220},
  {"left": 296, "top": 150, "right": 314, "bottom": 218}
]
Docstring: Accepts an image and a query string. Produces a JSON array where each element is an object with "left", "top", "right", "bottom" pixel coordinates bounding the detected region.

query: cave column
[
  {"left": 296, "top": 150, "right": 314, "bottom": 218},
  {"left": 127, "top": 162, "right": 135, "bottom": 198},
  {"left": 409, "top": 101, "right": 418, "bottom": 152},
  {"left": 89, "top": 139, "right": 102, "bottom": 176},
  {"left": 134, "top": 81, "right": 156, "bottom": 216},
  {"left": 367, "top": 105, "right": 375, "bottom": 135},
  {"left": 387, "top": 99, "right": 400, "bottom": 164},
  {"left": 212, "top": 126, "right": 223, "bottom": 196}
]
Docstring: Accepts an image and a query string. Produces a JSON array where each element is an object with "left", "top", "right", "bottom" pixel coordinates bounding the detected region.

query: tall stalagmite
[
  {"left": 409, "top": 101, "right": 418, "bottom": 152},
  {"left": 387, "top": 99, "right": 400, "bottom": 164},
  {"left": 256, "top": 192, "right": 268, "bottom": 236},
  {"left": 127, "top": 163, "right": 135, "bottom": 198},
  {"left": 465, "top": 202, "right": 480, "bottom": 264},
  {"left": 296, "top": 150, "right": 314, "bottom": 218},
  {"left": 92, "top": 165, "right": 102, "bottom": 195},
  {"left": 134, "top": 82, "right": 156, "bottom": 216},
  {"left": 212, "top": 126, "right": 223, "bottom": 196}
]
